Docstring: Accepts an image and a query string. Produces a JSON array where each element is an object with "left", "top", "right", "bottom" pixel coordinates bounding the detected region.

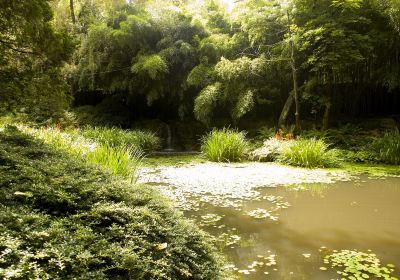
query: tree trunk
[
  {"left": 287, "top": 10, "right": 301, "bottom": 132},
  {"left": 322, "top": 102, "right": 331, "bottom": 131},
  {"left": 322, "top": 76, "right": 333, "bottom": 131},
  {"left": 70, "top": 0, "right": 76, "bottom": 24},
  {"left": 278, "top": 92, "right": 294, "bottom": 128}
]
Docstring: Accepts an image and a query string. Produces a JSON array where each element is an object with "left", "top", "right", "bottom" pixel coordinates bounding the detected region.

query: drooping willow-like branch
[{"left": 0, "top": 38, "right": 40, "bottom": 55}]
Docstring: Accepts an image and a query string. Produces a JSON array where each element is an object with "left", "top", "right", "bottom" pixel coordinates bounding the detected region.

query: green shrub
[
  {"left": 300, "top": 124, "right": 373, "bottom": 150},
  {"left": 0, "top": 127, "right": 224, "bottom": 279},
  {"left": 278, "top": 138, "right": 340, "bottom": 168},
  {"left": 256, "top": 126, "right": 276, "bottom": 141},
  {"left": 201, "top": 128, "right": 248, "bottom": 162},
  {"left": 249, "top": 138, "right": 293, "bottom": 162},
  {"left": 81, "top": 126, "right": 161, "bottom": 154},
  {"left": 341, "top": 149, "right": 377, "bottom": 163},
  {"left": 373, "top": 131, "right": 400, "bottom": 165},
  {"left": 72, "top": 102, "right": 132, "bottom": 128}
]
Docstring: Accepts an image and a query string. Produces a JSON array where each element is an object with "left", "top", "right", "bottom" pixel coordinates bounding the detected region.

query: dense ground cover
[{"left": 0, "top": 126, "right": 224, "bottom": 279}]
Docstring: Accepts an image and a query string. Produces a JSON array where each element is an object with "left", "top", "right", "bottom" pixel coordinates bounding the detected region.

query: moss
[
  {"left": 142, "top": 154, "right": 206, "bottom": 168},
  {"left": 0, "top": 126, "right": 225, "bottom": 279},
  {"left": 341, "top": 163, "right": 400, "bottom": 177}
]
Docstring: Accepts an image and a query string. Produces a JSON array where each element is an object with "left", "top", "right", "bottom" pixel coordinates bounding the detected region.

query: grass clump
[
  {"left": 0, "top": 126, "right": 224, "bottom": 279},
  {"left": 372, "top": 131, "right": 400, "bottom": 165},
  {"left": 22, "top": 126, "right": 141, "bottom": 180},
  {"left": 278, "top": 138, "right": 340, "bottom": 168},
  {"left": 81, "top": 126, "right": 161, "bottom": 154},
  {"left": 201, "top": 128, "right": 248, "bottom": 162}
]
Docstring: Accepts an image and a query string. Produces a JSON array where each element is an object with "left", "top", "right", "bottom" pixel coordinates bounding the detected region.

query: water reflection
[{"left": 187, "top": 176, "right": 400, "bottom": 279}]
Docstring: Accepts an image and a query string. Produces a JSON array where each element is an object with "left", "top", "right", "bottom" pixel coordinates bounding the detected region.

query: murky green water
[{"left": 186, "top": 176, "right": 400, "bottom": 279}]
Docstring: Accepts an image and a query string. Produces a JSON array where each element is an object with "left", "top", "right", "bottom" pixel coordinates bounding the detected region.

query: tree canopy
[{"left": 1, "top": 0, "right": 400, "bottom": 127}]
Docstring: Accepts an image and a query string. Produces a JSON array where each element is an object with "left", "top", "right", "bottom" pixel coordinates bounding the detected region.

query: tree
[
  {"left": 0, "top": 0, "right": 74, "bottom": 119},
  {"left": 236, "top": 0, "right": 302, "bottom": 129},
  {"left": 70, "top": 0, "right": 76, "bottom": 24},
  {"left": 73, "top": 1, "right": 206, "bottom": 118}
]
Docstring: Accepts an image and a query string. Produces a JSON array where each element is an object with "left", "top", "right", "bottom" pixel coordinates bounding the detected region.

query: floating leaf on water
[
  {"left": 320, "top": 267, "right": 327, "bottom": 271},
  {"left": 247, "top": 208, "right": 279, "bottom": 221},
  {"left": 238, "top": 269, "right": 250, "bottom": 275},
  {"left": 322, "top": 249, "right": 398, "bottom": 279}
]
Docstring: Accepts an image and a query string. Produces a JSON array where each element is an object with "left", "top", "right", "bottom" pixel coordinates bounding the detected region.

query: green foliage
[
  {"left": 323, "top": 249, "right": 397, "bottom": 279},
  {"left": 341, "top": 150, "right": 377, "bottom": 163},
  {"left": 300, "top": 124, "right": 373, "bottom": 150},
  {"left": 131, "top": 54, "right": 169, "bottom": 80},
  {"left": 372, "top": 131, "right": 400, "bottom": 165},
  {"left": 72, "top": 101, "right": 132, "bottom": 128},
  {"left": 0, "top": 126, "right": 224, "bottom": 279},
  {"left": 187, "top": 63, "right": 215, "bottom": 88},
  {"left": 81, "top": 126, "right": 161, "bottom": 153},
  {"left": 201, "top": 128, "right": 248, "bottom": 162},
  {"left": 86, "top": 144, "right": 141, "bottom": 180},
  {"left": 0, "top": 0, "right": 74, "bottom": 121},
  {"left": 278, "top": 138, "right": 340, "bottom": 168},
  {"left": 73, "top": 3, "right": 204, "bottom": 115},
  {"left": 22, "top": 126, "right": 142, "bottom": 180},
  {"left": 194, "top": 83, "right": 222, "bottom": 125},
  {"left": 256, "top": 127, "right": 276, "bottom": 141}
]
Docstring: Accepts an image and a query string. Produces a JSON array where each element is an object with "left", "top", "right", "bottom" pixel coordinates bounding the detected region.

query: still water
[{"left": 187, "top": 176, "right": 400, "bottom": 279}]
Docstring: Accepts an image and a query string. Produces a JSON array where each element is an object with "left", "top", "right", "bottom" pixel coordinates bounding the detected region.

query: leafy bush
[
  {"left": 372, "top": 131, "right": 400, "bottom": 165},
  {"left": 0, "top": 126, "right": 224, "bottom": 279},
  {"left": 256, "top": 127, "right": 276, "bottom": 141},
  {"left": 278, "top": 138, "right": 340, "bottom": 168},
  {"left": 300, "top": 124, "right": 372, "bottom": 150},
  {"left": 72, "top": 103, "right": 132, "bottom": 128},
  {"left": 249, "top": 138, "right": 292, "bottom": 162},
  {"left": 340, "top": 149, "right": 377, "bottom": 163},
  {"left": 81, "top": 127, "right": 161, "bottom": 154},
  {"left": 201, "top": 128, "right": 248, "bottom": 162}
]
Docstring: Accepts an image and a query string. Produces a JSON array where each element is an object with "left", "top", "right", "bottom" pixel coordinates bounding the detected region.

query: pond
[
  {"left": 140, "top": 161, "right": 400, "bottom": 279},
  {"left": 186, "top": 176, "right": 400, "bottom": 279}
]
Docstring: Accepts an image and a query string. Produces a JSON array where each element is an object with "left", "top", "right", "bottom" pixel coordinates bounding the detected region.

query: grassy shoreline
[{"left": 0, "top": 126, "right": 226, "bottom": 279}]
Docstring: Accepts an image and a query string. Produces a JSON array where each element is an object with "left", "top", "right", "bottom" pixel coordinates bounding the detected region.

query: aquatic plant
[
  {"left": 322, "top": 249, "right": 397, "bottom": 280},
  {"left": 201, "top": 128, "right": 248, "bottom": 162},
  {"left": 278, "top": 138, "right": 340, "bottom": 168},
  {"left": 373, "top": 131, "right": 400, "bottom": 165}
]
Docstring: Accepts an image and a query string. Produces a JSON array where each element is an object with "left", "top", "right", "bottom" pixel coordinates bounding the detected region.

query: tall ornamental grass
[
  {"left": 373, "top": 131, "right": 400, "bottom": 165},
  {"left": 201, "top": 128, "right": 248, "bottom": 162},
  {"left": 21, "top": 126, "right": 142, "bottom": 181},
  {"left": 81, "top": 126, "right": 161, "bottom": 153},
  {"left": 278, "top": 138, "right": 340, "bottom": 168}
]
